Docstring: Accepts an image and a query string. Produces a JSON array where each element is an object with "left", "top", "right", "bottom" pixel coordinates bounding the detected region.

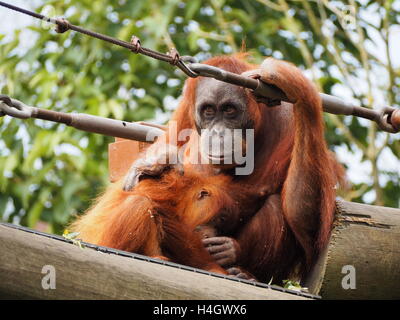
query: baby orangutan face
[
  {"left": 195, "top": 224, "right": 218, "bottom": 239},
  {"left": 191, "top": 187, "right": 240, "bottom": 240},
  {"left": 200, "top": 208, "right": 239, "bottom": 237},
  {"left": 180, "top": 174, "right": 254, "bottom": 241}
]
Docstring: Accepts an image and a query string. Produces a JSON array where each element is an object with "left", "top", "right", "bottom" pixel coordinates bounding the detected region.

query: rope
[{"left": 0, "top": 1, "right": 198, "bottom": 78}]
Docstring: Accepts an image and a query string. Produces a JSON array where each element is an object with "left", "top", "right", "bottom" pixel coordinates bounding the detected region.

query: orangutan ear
[{"left": 197, "top": 189, "right": 211, "bottom": 200}]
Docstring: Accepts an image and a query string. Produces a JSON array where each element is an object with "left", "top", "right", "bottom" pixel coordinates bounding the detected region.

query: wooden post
[
  {"left": 108, "top": 122, "right": 165, "bottom": 182},
  {"left": 0, "top": 224, "right": 310, "bottom": 300},
  {"left": 306, "top": 200, "right": 400, "bottom": 299},
  {"left": 108, "top": 138, "right": 150, "bottom": 182}
]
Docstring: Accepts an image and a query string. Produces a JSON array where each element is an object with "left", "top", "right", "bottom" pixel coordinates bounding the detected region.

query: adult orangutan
[{"left": 121, "top": 55, "right": 344, "bottom": 283}]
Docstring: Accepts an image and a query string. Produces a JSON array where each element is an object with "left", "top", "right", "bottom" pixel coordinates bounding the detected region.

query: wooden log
[
  {"left": 0, "top": 224, "right": 310, "bottom": 300},
  {"left": 305, "top": 200, "right": 400, "bottom": 299}
]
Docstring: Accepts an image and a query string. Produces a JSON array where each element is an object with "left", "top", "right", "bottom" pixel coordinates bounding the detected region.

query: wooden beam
[
  {"left": 306, "top": 200, "right": 400, "bottom": 299},
  {"left": 2, "top": 200, "right": 398, "bottom": 299},
  {"left": 0, "top": 224, "right": 310, "bottom": 300}
]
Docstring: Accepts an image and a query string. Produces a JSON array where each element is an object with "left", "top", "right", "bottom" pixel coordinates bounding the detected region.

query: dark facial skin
[
  {"left": 195, "top": 78, "right": 254, "bottom": 167},
  {"left": 195, "top": 78, "right": 254, "bottom": 132},
  {"left": 195, "top": 210, "right": 239, "bottom": 239}
]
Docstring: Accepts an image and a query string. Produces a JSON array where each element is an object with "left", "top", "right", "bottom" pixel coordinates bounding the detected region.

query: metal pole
[
  {"left": 0, "top": 2, "right": 399, "bottom": 133},
  {"left": 0, "top": 97, "right": 164, "bottom": 142},
  {"left": 188, "top": 63, "right": 400, "bottom": 133}
]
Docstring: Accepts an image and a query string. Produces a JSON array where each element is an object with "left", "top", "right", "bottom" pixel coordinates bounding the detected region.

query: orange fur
[
  {"left": 135, "top": 55, "right": 344, "bottom": 282},
  {"left": 72, "top": 54, "right": 345, "bottom": 283},
  {"left": 259, "top": 58, "right": 344, "bottom": 260},
  {"left": 71, "top": 169, "right": 238, "bottom": 274}
]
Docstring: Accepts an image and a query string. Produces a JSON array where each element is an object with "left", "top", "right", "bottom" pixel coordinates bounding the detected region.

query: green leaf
[
  {"left": 108, "top": 99, "right": 124, "bottom": 120},
  {"left": 27, "top": 201, "right": 44, "bottom": 228},
  {"left": 185, "top": 0, "right": 201, "bottom": 20},
  {"left": 0, "top": 195, "right": 9, "bottom": 219},
  {"left": 4, "top": 152, "right": 19, "bottom": 175}
]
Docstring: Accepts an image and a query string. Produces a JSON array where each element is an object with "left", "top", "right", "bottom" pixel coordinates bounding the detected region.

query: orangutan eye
[
  {"left": 202, "top": 105, "right": 216, "bottom": 118},
  {"left": 223, "top": 105, "right": 237, "bottom": 117},
  {"left": 198, "top": 189, "right": 210, "bottom": 200},
  {"left": 219, "top": 214, "right": 227, "bottom": 223}
]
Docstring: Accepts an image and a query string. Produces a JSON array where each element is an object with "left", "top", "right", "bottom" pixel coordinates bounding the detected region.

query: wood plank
[
  {"left": 3, "top": 200, "right": 397, "bottom": 299},
  {"left": 0, "top": 224, "right": 310, "bottom": 300}
]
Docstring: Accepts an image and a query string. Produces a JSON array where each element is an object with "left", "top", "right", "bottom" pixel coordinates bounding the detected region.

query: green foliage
[
  {"left": 282, "top": 279, "right": 308, "bottom": 293},
  {"left": 0, "top": 0, "right": 399, "bottom": 233},
  {"left": 63, "top": 229, "right": 85, "bottom": 249}
]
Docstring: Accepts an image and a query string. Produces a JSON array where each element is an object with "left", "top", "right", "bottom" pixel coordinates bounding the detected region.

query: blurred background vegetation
[{"left": 0, "top": 0, "right": 399, "bottom": 234}]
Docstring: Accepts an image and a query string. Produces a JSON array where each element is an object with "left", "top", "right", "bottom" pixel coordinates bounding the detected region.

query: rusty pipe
[
  {"left": 188, "top": 63, "right": 400, "bottom": 134},
  {"left": 0, "top": 97, "right": 164, "bottom": 142}
]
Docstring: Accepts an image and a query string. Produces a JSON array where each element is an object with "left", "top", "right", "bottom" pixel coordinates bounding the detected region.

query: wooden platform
[
  {"left": 0, "top": 223, "right": 313, "bottom": 300},
  {"left": 0, "top": 200, "right": 399, "bottom": 300}
]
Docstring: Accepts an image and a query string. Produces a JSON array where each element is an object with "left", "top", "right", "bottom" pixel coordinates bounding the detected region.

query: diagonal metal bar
[
  {"left": 0, "top": 1, "right": 399, "bottom": 133},
  {"left": 0, "top": 96, "right": 164, "bottom": 142}
]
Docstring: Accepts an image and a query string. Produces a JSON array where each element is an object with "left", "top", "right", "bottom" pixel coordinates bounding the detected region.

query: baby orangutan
[{"left": 70, "top": 166, "right": 260, "bottom": 277}]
